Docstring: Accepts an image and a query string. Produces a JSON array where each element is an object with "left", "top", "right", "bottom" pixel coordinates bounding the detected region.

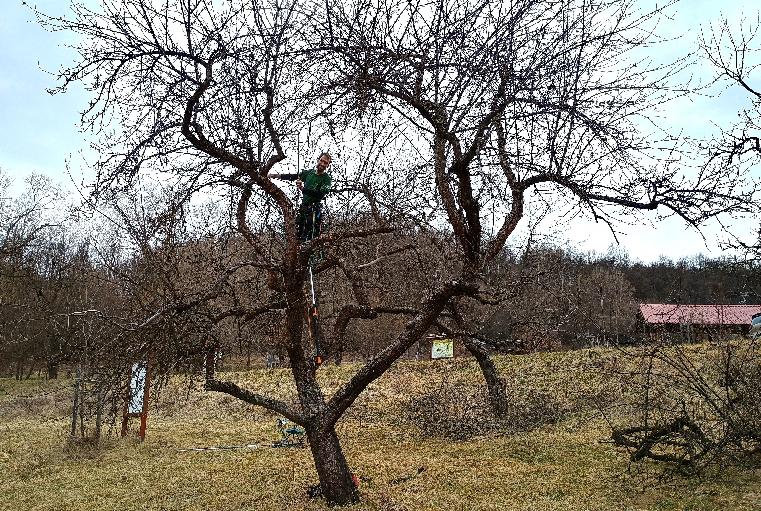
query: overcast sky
[{"left": 1, "top": 0, "right": 759, "bottom": 263}]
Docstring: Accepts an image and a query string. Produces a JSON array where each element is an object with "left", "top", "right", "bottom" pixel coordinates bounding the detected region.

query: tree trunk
[
  {"left": 47, "top": 359, "right": 59, "bottom": 379},
  {"left": 464, "top": 338, "right": 509, "bottom": 417},
  {"left": 335, "top": 337, "right": 344, "bottom": 366},
  {"left": 306, "top": 425, "right": 358, "bottom": 506}
]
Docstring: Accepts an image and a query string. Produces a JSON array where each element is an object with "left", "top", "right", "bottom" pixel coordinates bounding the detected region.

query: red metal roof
[{"left": 639, "top": 304, "right": 761, "bottom": 326}]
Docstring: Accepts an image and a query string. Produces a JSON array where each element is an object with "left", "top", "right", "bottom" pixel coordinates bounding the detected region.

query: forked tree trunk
[
  {"left": 464, "top": 338, "right": 509, "bottom": 417},
  {"left": 306, "top": 424, "right": 358, "bottom": 506},
  {"left": 281, "top": 267, "right": 357, "bottom": 506}
]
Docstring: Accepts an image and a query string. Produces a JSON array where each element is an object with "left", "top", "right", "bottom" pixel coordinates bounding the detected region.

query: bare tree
[
  {"left": 37, "top": 0, "right": 478, "bottom": 504},
  {"left": 700, "top": 13, "right": 761, "bottom": 259},
  {"left": 0, "top": 171, "right": 60, "bottom": 261},
  {"left": 0, "top": 172, "right": 63, "bottom": 378},
  {"left": 317, "top": 0, "right": 760, "bottom": 416},
  {"left": 701, "top": 13, "right": 761, "bottom": 162},
  {"left": 38, "top": 0, "right": 760, "bottom": 505}
]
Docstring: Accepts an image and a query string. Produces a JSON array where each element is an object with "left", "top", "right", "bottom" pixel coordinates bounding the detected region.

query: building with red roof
[{"left": 638, "top": 304, "right": 761, "bottom": 341}]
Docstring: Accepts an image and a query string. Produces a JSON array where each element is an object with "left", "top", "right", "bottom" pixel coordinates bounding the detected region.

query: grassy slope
[{"left": 1, "top": 349, "right": 760, "bottom": 511}]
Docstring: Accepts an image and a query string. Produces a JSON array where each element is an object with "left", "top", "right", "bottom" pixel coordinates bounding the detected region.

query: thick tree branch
[
  {"left": 324, "top": 278, "right": 479, "bottom": 425},
  {"left": 205, "top": 378, "right": 306, "bottom": 425}
]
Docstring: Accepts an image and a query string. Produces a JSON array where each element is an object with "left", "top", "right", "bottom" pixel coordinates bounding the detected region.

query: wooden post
[
  {"left": 94, "top": 382, "right": 103, "bottom": 442},
  {"left": 70, "top": 365, "right": 81, "bottom": 439},
  {"left": 120, "top": 374, "right": 130, "bottom": 438}
]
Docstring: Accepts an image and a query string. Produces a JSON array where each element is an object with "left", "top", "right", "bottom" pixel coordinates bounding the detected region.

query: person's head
[{"left": 316, "top": 152, "right": 332, "bottom": 174}]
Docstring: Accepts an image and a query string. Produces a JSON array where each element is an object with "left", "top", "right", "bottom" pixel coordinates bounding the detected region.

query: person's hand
[{"left": 296, "top": 179, "right": 304, "bottom": 190}]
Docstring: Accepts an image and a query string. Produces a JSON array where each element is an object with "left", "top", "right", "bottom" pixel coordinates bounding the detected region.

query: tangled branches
[{"left": 611, "top": 338, "right": 761, "bottom": 472}]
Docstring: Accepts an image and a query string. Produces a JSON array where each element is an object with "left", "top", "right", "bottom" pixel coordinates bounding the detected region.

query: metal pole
[
  {"left": 308, "top": 265, "right": 317, "bottom": 306},
  {"left": 308, "top": 265, "right": 322, "bottom": 366}
]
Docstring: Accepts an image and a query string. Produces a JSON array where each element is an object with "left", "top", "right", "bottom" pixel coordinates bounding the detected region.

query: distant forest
[
  {"left": 2, "top": 208, "right": 759, "bottom": 378},
  {"left": 473, "top": 245, "right": 761, "bottom": 352},
  {"left": 559, "top": 249, "right": 761, "bottom": 305}
]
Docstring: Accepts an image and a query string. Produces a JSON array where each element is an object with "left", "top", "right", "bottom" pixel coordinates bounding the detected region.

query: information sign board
[
  {"left": 128, "top": 362, "right": 147, "bottom": 414},
  {"left": 431, "top": 339, "right": 454, "bottom": 359}
]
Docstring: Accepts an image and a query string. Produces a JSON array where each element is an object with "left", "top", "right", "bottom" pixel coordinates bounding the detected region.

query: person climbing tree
[
  {"left": 270, "top": 152, "right": 332, "bottom": 367},
  {"left": 270, "top": 152, "right": 332, "bottom": 242}
]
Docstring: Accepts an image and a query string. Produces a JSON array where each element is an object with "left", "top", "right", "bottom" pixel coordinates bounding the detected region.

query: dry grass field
[{"left": 2, "top": 348, "right": 760, "bottom": 511}]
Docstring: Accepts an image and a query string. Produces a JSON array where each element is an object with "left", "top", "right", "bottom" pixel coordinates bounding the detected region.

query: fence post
[{"left": 70, "top": 365, "right": 81, "bottom": 439}]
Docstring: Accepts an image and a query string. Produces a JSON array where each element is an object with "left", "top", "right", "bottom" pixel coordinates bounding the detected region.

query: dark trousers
[{"left": 296, "top": 203, "right": 323, "bottom": 242}]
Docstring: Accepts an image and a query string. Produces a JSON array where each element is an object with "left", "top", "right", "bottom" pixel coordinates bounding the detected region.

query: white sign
[
  {"left": 431, "top": 339, "right": 454, "bottom": 359},
  {"left": 128, "top": 362, "right": 147, "bottom": 414}
]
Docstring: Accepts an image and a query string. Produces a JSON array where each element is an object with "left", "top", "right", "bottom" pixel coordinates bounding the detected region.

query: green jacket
[{"left": 282, "top": 168, "right": 332, "bottom": 207}]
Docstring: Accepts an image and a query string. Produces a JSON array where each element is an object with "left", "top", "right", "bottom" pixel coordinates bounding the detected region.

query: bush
[
  {"left": 611, "top": 338, "right": 761, "bottom": 472},
  {"left": 403, "top": 376, "right": 571, "bottom": 440}
]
